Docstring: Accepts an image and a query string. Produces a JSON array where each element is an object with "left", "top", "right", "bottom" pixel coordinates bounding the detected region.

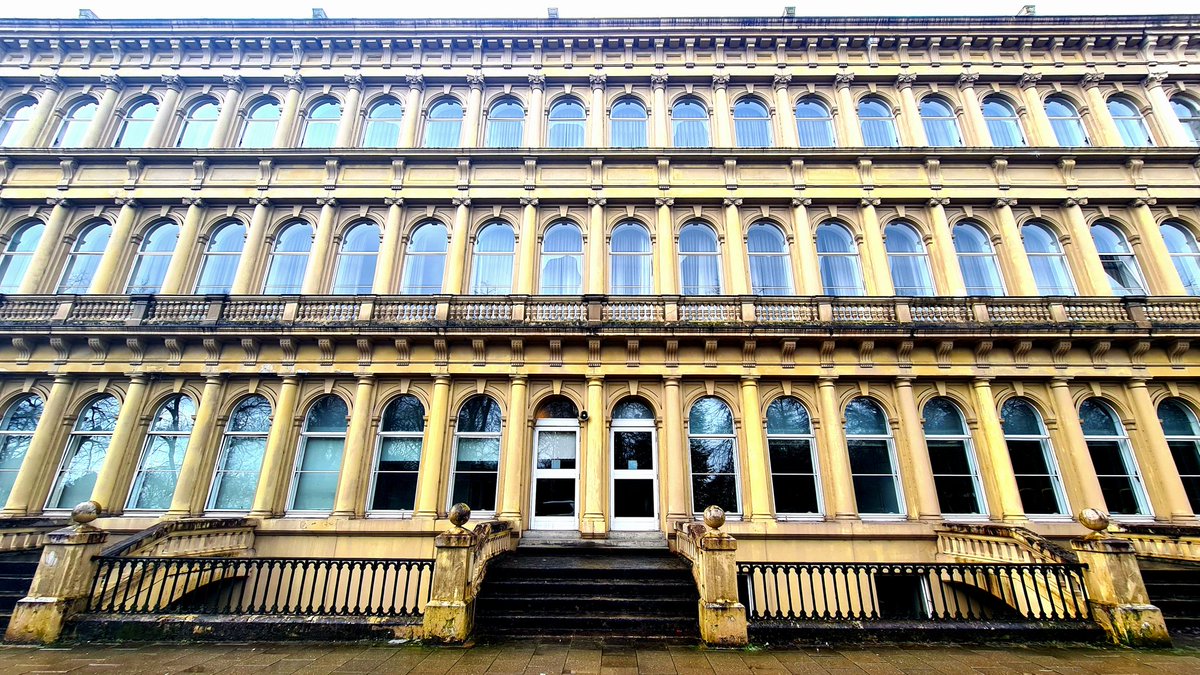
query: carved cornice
[
  {"left": 1143, "top": 72, "right": 1169, "bottom": 88},
  {"left": 519, "top": 196, "right": 539, "bottom": 206},
  {"left": 588, "top": 197, "right": 607, "bottom": 206},
  {"left": 46, "top": 196, "right": 69, "bottom": 207},
  {"left": 723, "top": 197, "right": 742, "bottom": 207},
  {"left": 655, "top": 197, "right": 674, "bottom": 207},
  {"left": 383, "top": 197, "right": 404, "bottom": 206},
  {"left": 114, "top": 196, "right": 138, "bottom": 207},
  {"left": 452, "top": 196, "right": 472, "bottom": 207}
]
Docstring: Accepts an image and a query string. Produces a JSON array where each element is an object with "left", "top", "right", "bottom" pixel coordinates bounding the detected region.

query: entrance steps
[
  {"left": 1143, "top": 566, "right": 1200, "bottom": 634},
  {"left": 0, "top": 550, "right": 39, "bottom": 635},
  {"left": 517, "top": 530, "right": 668, "bottom": 549}
]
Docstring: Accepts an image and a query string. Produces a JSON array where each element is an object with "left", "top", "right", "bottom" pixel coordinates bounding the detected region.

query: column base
[
  {"left": 1090, "top": 601, "right": 1172, "bottom": 647},
  {"left": 4, "top": 597, "right": 76, "bottom": 644},
  {"left": 422, "top": 599, "right": 474, "bottom": 643},
  {"left": 698, "top": 600, "right": 749, "bottom": 647},
  {"left": 580, "top": 515, "right": 608, "bottom": 539}
]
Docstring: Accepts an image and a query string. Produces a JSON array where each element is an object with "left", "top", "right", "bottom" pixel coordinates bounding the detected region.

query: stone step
[
  {"left": 478, "top": 577, "right": 696, "bottom": 599},
  {"left": 475, "top": 612, "right": 699, "bottom": 638},
  {"left": 475, "top": 595, "right": 697, "bottom": 617}
]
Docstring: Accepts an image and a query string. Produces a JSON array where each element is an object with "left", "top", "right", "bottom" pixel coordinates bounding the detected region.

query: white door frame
[
  {"left": 609, "top": 419, "right": 660, "bottom": 531},
  {"left": 529, "top": 418, "right": 580, "bottom": 530}
]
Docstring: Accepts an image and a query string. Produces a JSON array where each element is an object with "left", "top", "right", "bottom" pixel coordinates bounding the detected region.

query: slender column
[
  {"left": 895, "top": 73, "right": 927, "bottom": 146},
  {"left": 1017, "top": 73, "right": 1055, "bottom": 147},
  {"left": 231, "top": 198, "right": 271, "bottom": 294},
  {"left": 399, "top": 74, "right": 424, "bottom": 149},
  {"left": 818, "top": 377, "right": 857, "bottom": 519},
  {"left": 582, "top": 376, "right": 608, "bottom": 534},
  {"left": 19, "top": 75, "right": 65, "bottom": 146},
  {"left": 859, "top": 198, "right": 893, "bottom": 296},
  {"left": 90, "top": 374, "right": 150, "bottom": 513},
  {"left": 249, "top": 376, "right": 300, "bottom": 518},
  {"left": 89, "top": 198, "right": 139, "bottom": 294},
  {"left": 145, "top": 75, "right": 185, "bottom": 148},
  {"left": 18, "top": 198, "right": 71, "bottom": 293},
  {"left": 586, "top": 197, "right": 606, "bottom": 294},
  {"left": 414, "top": 376, "right": 452, "bottom": 519},
  {"left": 587, "top": 73, "right": 606, "bottom": 147},
  {"left": 210, "top": 75, "right": 245, "bottom": 149},
  {"left": 970, "top": 378, "right": 1026, "bottom": 522},
  {"left": 461, "top": 74, "right": 485, "bottom": 148},
  {"left": 166, "top": 376, "right": 223, "bottom": 517},
  {"left": 272, "top": 73, "right": 304, "bottom": 148},
  {"left": 514, "top": 197, "right": 539, "bottom": 294},
  {"left": 160, "top": 198, "right": 205, "bottom": 295},
  {"left": 712, "top": 75, "right": 733, "bottom": 147},
  {"left": 655, "top": 197, "right": 677, "bottom": 295},
  {"left": 927, "top": 198, "right": 966, "bottom": 295},
  {"left": 81, "top": 74, "right": 124, "bottom": 148},
  {"left": 1127, "top": 378, "right": 1194, "bottom": 521},
  {"left": 334, "top": 74, "right": 364, "bottom": 147},
  {"left": 1130, "top": 198, "right": 1186, "bottom": 295},
  {"left": 497, "top": 376, "right": 529, "bottom": 525},
  {"left": 1144, "top": 72, "right": 1193, "bottom": 147},
  {"left": 994, "top": 198, "right": 1039, "bottom": 295},
  {"left": 373, "top": 198, "right": 404, "bottom": 294},
  {"left": 791, "top": 198, "right": 821, "bottom": 294},
  {"left": 442, "top": 198, "right": 471, "bottom": 294},
  {"left": 833, "top": 73, "right": 862, "bottom": 146},
  {"left": 300, "top": 197, "right": 338, "bottom": 295},
  {"left": 651, "top": 73, "right": 669, "bottom": 146},
  {"left": 1048, "top": 377, "right": 1106, "bottom": 513},
  {"left": 332, "top": 376, "right": 376, "bottom": 517},
  {"left": 2, "top": 376, "right": 73, "bottom": 516},
  {"left": 526, "top": 74, "right": 546, "bottom": 147},
  {"left": 663, "top": 376, "right": 689, "bottom": 522},
  {"left": 723, "top": 198, "right": 749, "bottom": 295},
  {"left": 1062, "top": 197, "right": 1112, "bottom": 296},
  {"left": 956, "top": 73, "right": 989, "bottom": 146},
  {"left": 1080, "top": 72, "right": 1123, "bottom": 147},
  {"left": 739, "top": 377, "right": 773, "bottom": 522},
  {"left": 894, "top": 378, "right": 940, "bottom": 520},
  {"left": 773, "top": 74, "right": 799, "bottom": 147}
]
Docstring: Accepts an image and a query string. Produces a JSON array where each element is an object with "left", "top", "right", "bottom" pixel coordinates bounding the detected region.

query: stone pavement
[{"left": 1, "top": 640, "right": 1200, "bottom": 675}]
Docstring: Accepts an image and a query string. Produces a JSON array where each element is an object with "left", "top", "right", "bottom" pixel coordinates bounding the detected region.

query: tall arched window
[
  {"left": 981, "top": 96, "right": 1025, "bottom": 147},
  {"left": 919, "top": 97, "right": 962, "bottom": 146},
  {"left": 115, "top": 99, "right": 159, "bottom": 148},
  {"left": 884, "top": 222, "right": 935, "bottom": 296},
  {"left": 1091, "top": 222, "right": 1146, "bottom": 295},
  {"left": 953, "top": 223, "right": 1005, "bottom": 296},
  {"left": 816, "top": 222, "right": 864, "bottom": 295},
  {"left": 126, "top": 394, "right": 195, "bottom": 511},
  {"left": 370, "top": 395, "right": 425, "bottom": 512},
  {"left": 424, "top": 99, "right": 463, "bottom": 148},
  {"left": 1022, "top": 222, "right": 1075, "bottom": 295},
  {"left": 688, "top": 397, "right": 740, "bottom": 514},
  {"left": 288, "top": 396, "right": 348, "bottom": 513},
  {"left": 1001, "top": 398, "right": 1067, "bottom": 516},
  {"left": 125, "top": 221, "right": 180, "bottom": 294},
  {"left": 1045, "top": 96, "right": 1088, "bottom": 147},
  {"left": 858, "top": 96, "right": 898, "bottom": 147},
  {"left": 194, "top": 221, "right": 246, "bottom": 294},
  {"left": 362, "top": 97, "right": 404, "bottom": 148},
  {"left": 331, "top": 222, "right": 380, "bottom": 295},
  {"left": 53, "top": 98, "right": 97, "bottom": 148},
  {"left": 470, "top": 222, "right": 515, "bottom": 295},
  {"left": 1080, "top": 398, "right": 1149, "bottom": 517},
  {"left": 301, "top": 98, "right": 341, "bottom": 148},
  {"left": 672, "top": 97, "right": 710, "bottom": 148},
  {"left": 1162, "top": 222, "right": 1200, "bottom": 295},
  {"left": 400, "top": 222, "right": 448, "bottom": 294},
  {"left": 207, "top": 395, "right": 272, "bottom": 512},
  {"left": 47, "top": 395, "right": 120, "bottom": 510},
  {"left": 239, "top": 99, "right": 281, "bottom": 149},
  {"left": 540, "top": 222, "right": 583, "bottom": 294},
  {"left": 1173, "top": 95, "right": 1200, "bottom": 145},
  {"left": 923, "top": 398, "right": 985, "bottom": 516},
  {"left": 795, "top": 97, "right": 836, "bottom": 147},
  {"left": 1107, "top": 96, "right": 1153, "bottom": 147},
  {"left": 57, "top": 222, "right": 111, "bottom": 294},
  {"left": 678, "top": 223, "right": 722, "bottom": 295},
  {"left": 262, "top": 222, "right": 313, "bottom": 294},
  {"left": 610, "top": 222, "right": 653, "bottom": 295},
  {"left": 845, "top": 397, "right": 902, "bottom": 516},
  {"left": 0, "top": 221, "right": 44, "bottom": 293},
  {"left": 176, "top": 98, "right": 220, "bottom": 148},
  {"left": 0, "top": 394, "right": 43, "bottom": 505},
  {"left": 0, "top": 99, "right": 35, "bottom": 147},
  {"left": 1157, "top": 398, "right": 1200, "bottom": 512},
  {"left": 450, "top": 394, "right": 503, "bottom": 511},
  {"left": 765, "top": 397, "right": 819, "bottom": 516},
  {"left": 733, "top": 98, "right": 772, "bottom": 147},
  {"left": 485, "top": 98, "right": 525, "bottom": 148},
  {"left": 610, "top": 97, "right": 647, "bottom": 148},
  {"left": 547, "top": 98, "right": 585, "bottom": 148},
  {"left": 747, "top": 222, "right": 793, "bottom": 296}
]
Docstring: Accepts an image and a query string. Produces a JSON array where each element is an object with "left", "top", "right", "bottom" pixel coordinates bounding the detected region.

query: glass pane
[
  {"left": 766, "top": 398, "right": 811, "bottom": 435},
  {"left": 229, "top": 396, "right": 272, "bottom": 432},
  {"left": 1002, "top": 399, "right": 1043, "bottom": 436},
  {"left": 305, "top": 397, "right": 348, "bottom": 433},
  {"left": 1007, "top": 438, "right": 1053, "bottom": 475},
  {"left": 923, "top": 399, "right": 966, "bottom": 435},
  {"left": 613, "top": 399, "right": 653, "bottom": 420},
  {"left": 845, "top": 398, "right": 888, "bottom": 435},
  {"left": 382, "top": 395, "right": 425, "bottom": 433},
  {"left": 848, "top": 439, "right": 894, "bottom": 475},
  {"left": 534, "top": 478, "right": 575, "bottom": 517},
  {"left": 371, "top": 472, "right": 418, "bottom": 511},
  {"left": 457, "top": 396, "right": 502, "bottom": 433},
  {"left": 1161, "top": 400, "right": 1200, "bottom": 436},
  {"left": 689, "top": 397, "right": 733, "bottom": 434},
  {"left": 378, "top": 437, "right": 422, "bottom": 472},
  {"left": 1, "top": 395, "right": 43, "bottom": 432},
  {"left": 292, "top": 472, "right": 338, "bottom": 511},
  {"left": 690, "top": 438, "right": 735, "bottom": 474},
  {"left": 75, "top": 396, "right": 120, "bottom": 432},
  {"left": 1079, "top": 399, "right": 1120, "bottom": 436},
  {"left": 853, "top": 476, "right": 901, "bottom": 514},
  {"left": 772, "top": 475, "right": 819, "bottom": 514},
  {"left": 614, "top": 431, "right": 654, "bottom": 471},
  {"left": 768, "top": 438, "right": 814, "bottom": 474},
  {"left": 455, "top": 438, "right": 500, "bottom": 471},
  {"left": 934, "top": 475, "right": 982, "bottom": 514},
  {"left": 1016, "top": 475, "right": 1064, "bottom": 515},
  {"left": 1168, "top": 440, "right": 1200, "bottom": 475},
  {"left": 299, "top": 437, "right": 345, "bottom": 471},
  {"left": 928, "top": 439, "right": 973, "bottom": 475},
  {"left": 613, "top": 479, "right": 654, "bottom": 517},
  {"left": 537, "top": 430, "right": 577, "bottom": 470},
  {"left": 0, "top": 435, "right": 31, "bottom": 470},
  {"left": 692, "top": 474, "right": 738, "bottom": 513},
  {"left": 128, "top": 470, "right": 179, "bottom": 510},
  {"left": 1098, "top": 476, "right": 1145, "bottom": 515},
  {"left": 450, "top": 474, "right": 497, "bottom": 511},
  {"left": 52, "top": 435, "right": 110, "bottom": 509}
]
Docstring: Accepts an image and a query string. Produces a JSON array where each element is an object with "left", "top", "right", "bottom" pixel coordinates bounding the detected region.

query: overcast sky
[{"left": 2, "top": 0, "right": 1197, "bottom": 20}]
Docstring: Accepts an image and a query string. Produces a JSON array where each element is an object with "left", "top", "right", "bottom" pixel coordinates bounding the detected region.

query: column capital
[
  {"left": 466, "top": 73, "right": 486, "bottom": 90},
  {"left": 971, "top": 376, "right": 996, "bottom": 386},
  {"left": 772, "top": 73, "right": 792, "bottom": 90},
  {"left": 182, "top": 197, "right": 204, "bottom": 207},
  {"left": 519, "top": 196, "right": 539, "bottom": 207},
  {"left": 160, "top": 74, "right": 185, "bottom": 92},
  {"left": 528, "top": 74, "right": 546, "bottom": 90},
  {"left": 860, "top": 197, "right": 881, "bottom": 208},
  {"left": 588, "top": 73, "right": 607, "bottom": 90},
  {"left": 723, "top": 197, "right": 742, "bottom": 208},
  {"left": 1143, "top": 72, "right": 1169, "bottom": 89},
  {"left": 383, "top": 197, "right": 404, "bottom": 206},
  {"left": 1018, "top": 72, "right": 1042, "bottom": 90},
  {"left": 355, "top": 374, "right": 376, "bottom": 386},
  {"left": 316, "top": 197, "right": 338, "bottom": 207},
  {"left": 588, "top": 196, "right": 607, "bottom": 207},
  {"left": 791, "top": 197, "right": 812, "bottom": 207},
  {"left": 452, "top": 196, "right": 471, "bottom": 207},
  {"left": 995, "top": 197, "right": 1018, "bottom": 207},
  {"left": 1127, "top": 376, "right": 1151, "bottom": 387},
  {"left": 203, "top": 374, "right": 223, "bottom": 385},
  {"left": 739, "top": 375, "right": 760, "bottom": 386},
  {"left": 712, "top": 74, "right": 730, "bottom": 90},
  {"left": 1064, "top": 197, "right": 1089, "bottom": 208},
  {"left": 114, "top": 197, "right": 138, "bottom": 208},
  {"left": 817, "top": 375, "right": 838, "bottom": 385},
  {"left": 655, "top": 197, "right": 674, "bottom": 207},
  {"left": 928, "top": 197, "right": 950, "bottom": 207},
  {"left": 46, "top": 196, "right": 70, "bottom": 207},
  {"left": 99, "top": 74, "right": 124, "bottom": 91},
  {"left": 405, "top": 73, "right": 425, "bottom": 91},
  {"left": 834, "top": 71, "right": 855, "bottom": 90},
  {"left": 283, "top": 73, "right": 304, "bottom": 90},
  {"left": 510, "top": 375, "right": 529, "bottom": 385},
  {"left": 1131, "top": 196, "right": 1157, "bottom": 207},
  {"left": 343, "top": 74, "right": 364, "bottom": 91},
  {"left": 222, "top": 74, "right": 245, "bottom": 92},
  {"left": 38, "top": 73, "right": 65, "bottom": 92},
  {"left": 650, "top": 72, "right": 668, "bottom": 90},
  {"left": 127, "top": 372, "right": 151, "bottom": 385},
  {"left": 249, "top": 196, "right": 271, "bottom": 207},
  {"left": 956, "top": 72, "right": 979, "bottom": 90},
  {"left": 433, "top": 374, "right": 452, "bottom": 384},
  {"left": 895, "top": 72, "right": 917, "bottom": 89},
  {"left": 280, "top": 374, "right": 301, "bottom": 385},
  {"left": 1049, "top": 375, "right": 1073, "bottom": 386},
  {"left": 663, "top": 375, "right": 681, "bottom": 386},
  {"left": 895, "top": 375, "right": 915, "bottom": 385},
  {"left": 586, "top": 375, "right": 605, "bottom": 386},
  {"left": 1080, "top": 71, "right": 1105, "bottom": 90}
]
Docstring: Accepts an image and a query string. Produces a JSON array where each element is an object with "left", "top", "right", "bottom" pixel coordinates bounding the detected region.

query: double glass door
[
  {"left": 610, "top": 421, "right": 659, "bottom": 530},
  {"left": 530, "top": 420, "right": 579, "bottom": 530}
]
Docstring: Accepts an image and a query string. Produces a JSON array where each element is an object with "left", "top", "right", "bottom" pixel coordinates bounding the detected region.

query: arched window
[
  {"left": 1044, "top": 96, "right": 1088, "bottom": 147},
  {"left": 262, "top": 222, "right": 313, "bottom": 294},
  {"left": 858, "top": 96, "right": 898, "bottom": 147},
  {"left": 919, "top": 97, "right": 962, "bottom": 146},
  {"left": 765, "top": 397, "right": 819, "bottom": 516},
  {"left": 845, "top": 397, "right": 902, "bottom": 516},
  {"left": 1091, "top": 222, "right": 1146, "bottom": 296},
  {"left": 331, "top": 222, "right": 380, "bottom": 295},
  {"left": 0, "top": 394, "right": 43, "bottom": 504},
  {"left": 923, "top": 398, "right": 985, "bottom": 516},
  {"left": 57, "top": 222, "right": 111, "bottom": 294},
  {"left": 953, "top": 223, "right": 1005, "bottom": 296},
  {"left": 370, "top": 395, "right": 425, "bottom": 512},
  {"left": 610, "top": 97, "right": 647, "bottom": 148},
  {"left": 672, "top": 97, "right": 710, "bottom": 148},
  {"left": 176, "top": 98, "right": 220, "bottom": 148},
  {"left": 1023, "top": 222, "right": 1075, "bottom": 295},
  {"left": 362, "top": 97, "right": 404, "bottom": 148},
  {"left": 747, "top": 222, "right": 793, "bottom": 296},
  {"left": 53, "top": 98, "right": 97, "bottom": 148},
  {"left": 301, "top": 98, "right": 341, "bottom": 148},
  {"left": 239, "top": 99, "right": 280, "bottom": 149},
  {"left": 485, "top": 98, "right": 525, "bottom": 148},
  {"left": 678, "top": 223, "right": 722, "bottom": 295},
  {"left": 450, "top": 394, "right": 503, "bottom": 511},
  {"left": 884, "top": 222, "right": 935, "bottom": 296},
  {"left": 688, "top": 397, "right": 740, "bottom": 514},
  {"left": 194, "top": 221, "right": 246, "bottom": 294},
  {"left": 1162, "top": 221, "right": 1200, "bottom": 295},
  {"left": 540, "top": 222, "right": 583, "bottom": 294},
  {"left": 1080, "top": 398, "right": 1149, "bottom": 517},
  {"left": 126, "top": 394, "right": 195, "bottom": 511},
  {"left": 1001, "top": 398, "right": 1067, "bottom": 516},
  {"left": 470, "top": 222, "right": 515, "bottom": 295},
  {"left": 795, "top": 97, "right": 835, "bottom": 147},
  {"left": 547, "top": 98, "right": 585, "bottom": 148},
  {"left": 115, "top": 99, "right": 159, "bottom": 148},
  {"left": 125, "top": 221, "right": 180, "bottom": 294},
  {"left": 47, "top": 395, "right": 120, "bottom": 510},
  {"left": 1173, "top": 95, "right": 1200, "bottom": 145},
  {"left": 610, "top": 222, "right": 653, "bottom": 295},
  {"left": 400, "top": 222, "right": 448, "bottom": 294},
  {"left": 287, "top": 396, "right": 348, "bottom": 513},
  {"left": 1157, "top": 398, "right": 1200, "bottom": 512},
  {"left": 816, "top": 222, "right": 864, "bottom": 295},
  {"left": 733, "top": 97, "right": 772, "bottom": 147},
  {"left": 0, "top": 99, "right": 35, "bottom": 147},
  {"left": 1107, "top": 96, "right": 1153, "bottom": 147},
  {"left": 424, "top": 99, "right": 463, "bottom": 148},
  {"left": 0, "top": 221, "right": 44, "bottom": 293},
  {"left": 207, "top": 395, "right": 271, "bottom": 512},
  {"left": 981, "top": 96, "right": 1025, "bottom": 147}
]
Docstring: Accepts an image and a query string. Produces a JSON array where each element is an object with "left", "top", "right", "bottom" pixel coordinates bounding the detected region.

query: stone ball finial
[
  {"left": 448, "top": 503, "right": 471, "bottom": 528},
  {"left": 703, "top": 505, "right": 726, "bottom": 530},
  {"left": 71, "top": 500, "right": 101, "bottom": 526},
  {"left": 1079, "top": 507, "right": 1110, "bottom": 534}
]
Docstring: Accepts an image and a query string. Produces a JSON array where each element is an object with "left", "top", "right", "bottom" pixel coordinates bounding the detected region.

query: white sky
[{"left": 1, "top": 0, "right": 1197, "bottom": 20}]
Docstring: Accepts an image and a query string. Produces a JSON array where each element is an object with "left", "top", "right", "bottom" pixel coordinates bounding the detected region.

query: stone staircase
[
  {"left": 1142, "top": 567, "right": 1200, "bottom": 635},
  {"left": 0, "top": 550, "right": 40, "bottom": 635}
]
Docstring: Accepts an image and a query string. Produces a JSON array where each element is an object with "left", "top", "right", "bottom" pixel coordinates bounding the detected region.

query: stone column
[
  {"left": 738, "top": 377, "right": 773, "bottom": 522},
  {"left": 399, "top": 74, "right": 425, "bottom": 148},
  {"left": 651, "top": 73, "right": 669, "bottom": 146},
  {"left": 581, "top": 376, "right": 607, "bottom": 536},
  {"left": 1143, "top": 72, "right": 1193, "bottom": 147},
  {"left": 442, "top": 197, "right": 471, "bottom": 294},
  {"left": 1072, "top": 514, "right": 1171, "bottom": 647},
  {"left": 663, "top": 376, "right": 689, "bottom": 523},
  {"left": 165, "top": 376, "right": 223, "bottom": 517},
  {"left": 711, "top": 74, "right": 732, "bottom": 147},
  {"left": 791, "top": 198, "right": 821, "bottom": 294},
  {"left": 249, "top": 376, "right": 300, "bottom": 518},
  {"left": 160, "top": 198, "right": 205, "bottom": 295},
  {"left": 19, "top": 74, "right": 65, "bottom": 146},
  {"left": 723, "top": 198, "right": 749, "bottom": 295},
  {"left": 88, "top": 197, "right": 139, "bottom": 294},
  {"left": 272, "top": 73, "right": 304, "bottom": 148},
  {"left": 993, "top": 197, "right": 1039, "bottom": 295},
  {"left": 335, "top": 74, "right": 364, "bottom": 147},
  {"left": 81, "top": 74, "right": 124, "bottom": 148},
  {"left": 497, "top": 376, "right": 529, "bottom": 526},
  {"left": 895, "top": 73, "right": 927, "bottom": 146},
  {"left": 818, "top": 377, "right": 857, "bottom": 519},
  {"left": 514, "top": 197, "right": 538, "bottom": 294},
  {"left": 655, "top": 197, "right": 678, "bottom": 295},
  {"left": 18, "top": 198, "right": 71, "bottom": 293},
  {"left": 300, "top": 197, "right": 338, "bottom": 295},
  {"left": 414, "top": 376, "right": 452, "bottom": 520},
  {"left": 833, "top": 72, "right": 862, "bottom": 146},
  {"left": 1017, "top": 73, "right": 1056, "bottom": 146},
  {"left": 927, "top": 198, "right": 966, "bottom": 295},
  {"left": 2, "top": 376, "right": 73, "bottom": 516},
  {"left": 587, "top": 73, "right": 606, "bottom": 147},
  {"left": 894, "top": 377, "right": 940, "bottom": 520},
  {"left": 586, "top": 197, "right": 606, "bottom": 294},
  {"left": 773, "top": 74, "right": 799, "bottom": 147},
  {"left": 971, "top": 378, "right": 1027, "bottom": 522},
  {"left": 1130, "top": 198, "right": 1186, "bottom": 295},
  {"left": 373, "top": 198, "right": 404, "bottom": 294},
  {"left": 331, "top": 376, "right": 376, "bottom": 518},
  {"left": 1127, "top": 378, "right": 1194, "bottom": 521},
  {"left": 90, "top": 374, "right": 150, "bottom": 513},
  {"left": 1048, "top": 377, "right": 1106, "bottom": 513},
  {"left": 231, "top": 197, "right": 271, "bottom": 294},
  {"left": 955, "top": 72, "right": 989, "bottom": 146},
  {"left": 859, "top": 198, "right": 893, "bottom": 296},
  {"left": 461, "top": 74, "right": 485, "bottom": 148},
  {"left": 526, "top": 74, "right": 546, "bottom": 147},
  {"left": 1062, "top": 197, "right": 1112, "bottom": 296},
  {"left": 1080, "top": 73, "right": 1124, "bottom": 147},
  {"left": 210, "top": 75, "right": 245, "bottom": 149},
  {"left": 145, "top": 75, "right": 185, "bottom": 148}
]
